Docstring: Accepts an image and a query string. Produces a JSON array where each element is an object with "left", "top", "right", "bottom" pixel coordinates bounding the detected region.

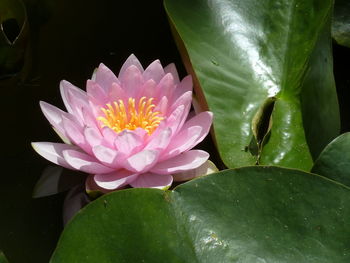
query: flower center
[{"left": 97, "top": 97, "right": 164, "bottom": 135}]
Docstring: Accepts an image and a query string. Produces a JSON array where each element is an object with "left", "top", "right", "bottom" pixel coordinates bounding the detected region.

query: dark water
[{"left": 0, "top": 1, "right": 184, "bottom": 262}]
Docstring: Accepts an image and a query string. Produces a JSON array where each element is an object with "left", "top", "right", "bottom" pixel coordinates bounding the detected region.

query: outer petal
[
  {"left": 62, "top": 116, "right": 91, "bottom": 154},
  {"left": 92, "top": 63, "right": 120, "bottom": 92},
  {"left": 166, "top": 104, "right": 185, "bottom": 135},
  {"left": 60, "top": 80, "right": 89, "bottom": 121},
  {"left": 143, "top": 60, "right": 165, "bottom": 83},
  {"left": 164, "top": 111, "right": 213, "bottom": 159},
  {"left": 86, "top": 80, "right": 108, "bottom": 106},
  {"left": 118, "top": 54, "right": 144, "bottom": 79},
  {"left": 172, "top": 160, "right": 218, "bottom": 182},
  {"left": 31, "top": 142, "right": 78, "bottom": 169},
  {"left": 150, "top": 150, "right": 209, "bottom": 175},
  {"left": 39, "top": 101, "right": 72, "bottom": 142},
  {"left": 172, "top": 75, "right": 193, "bottom": 102},
  {"left": 164, "top": 63, "right": 180, "bottom": 84},
  {"left": 130, "top": 173, "right": 173, "bottom": 190},
  {"left": 63, "top": 149, "right": 115, "bottom": 174},
  {"left": 94, "top": 170, "right": 138, "bottom": 190},
  {"left": 124, "top": 150, "right": 159, "bottom": 173}
]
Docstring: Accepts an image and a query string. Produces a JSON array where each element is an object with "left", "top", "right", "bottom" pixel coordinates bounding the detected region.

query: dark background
[{"left": 0, "top": 0, "right": 350, "bottom": 262}]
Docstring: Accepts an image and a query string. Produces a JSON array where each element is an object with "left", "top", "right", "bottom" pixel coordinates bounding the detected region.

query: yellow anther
[{"left": 97, "top": 97, "right": 164, "bottom": 135}]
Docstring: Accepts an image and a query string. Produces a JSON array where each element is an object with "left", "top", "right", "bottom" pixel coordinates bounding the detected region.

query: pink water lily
[{"left": 32, "top": 54, "right": 213, "bottom": 191}]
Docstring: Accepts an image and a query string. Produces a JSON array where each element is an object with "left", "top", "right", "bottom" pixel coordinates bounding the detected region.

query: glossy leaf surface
[
  {"left": 51, "top": 167, "right": 350, "bottom": 262},
  {"left": 164, "top": 0, "right": 339, "bottom": 169},
  {"left": 312, "top": 132, "right": 350, "bottom": 187}
]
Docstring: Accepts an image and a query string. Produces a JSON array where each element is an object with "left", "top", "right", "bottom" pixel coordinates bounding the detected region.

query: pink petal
[
  {"left": 109, "top": 82, "right": 127, "bottom": 103},
  {"left": 124, "top": 150, "right": 159, "bottom": 173},
  {"left": 150, "top": 150, "right": 209, "bottom": 174},
  {"left": 81, "top": 107, "right": 99, "bottom": 130},
  {"left": 92, "top": 145, "right": 122, "bottom": 168},
  {"left": 102, "top": 127, "right": 118, "bottom": 148},
  {"left": 62, "top": 116, "right": 91, "bottom": 154},
  {"left": 84, "top": 127, "right": 103, "bottom": 148},
  {"left": 143, "top": 60, "right": 165, "bottom": 83},
  {"left": 138, "top": 79, "right": 157, "bottom": 100},
  {"left": 31, "top": 142, "right": 78, "bottom": 169},
  {"left": 118, "top": 54, "right": 144, "bottom": 79},
  {"left": 94, "top": 170, "right": 138, "bottom": 190},
  {"left": 172, "top": 160, "right": 218, "bottom": 182},
  {"left": 164, "top": 63, "right": 180, "bottom": 84},
  {"left": 93, "top": 63, "right": 120, "bottom": 92},
  {"left": 172, "top": 75, "right": 193, "bottom": 102},
  {"left": 120, "top": 65, "right": 144, "bottom": 98},
  {"left": 145, "top": 128, "right": 172, "bottom": 151},
  {"left": 63, "top": 149, "right": 115, "bottom": 174},
  {"left": 130, "top": 173, "right": 173, "bottom": 190},
  {"left": 162, "top": 126, "right": 202, "bottom": 160},
  {"left": 170, "top": 91, "right": 192, "bottom": 113},
  {"left": 114, "top": 130, "right": 144, "bottom": 155},
  {"left": 155, "top": 73, "right": 174, "bottom": 101},
  {"left": 60, "top": 80, "right": 89, "bottom": 118},
  {"left": 166, "top": 105, "right": 185, "bottom": 135},
  {"left": 164, "top": 111, "right": 213, "bottom": 159},
  {"left": 86, "top": 80, "right": 108, "bottom": 105},
  {"left": 154, "top": 96, "right": 168, "bottom": 115},
  {"left": 39, "top": 101, "right": 72, "bottom": 141}
]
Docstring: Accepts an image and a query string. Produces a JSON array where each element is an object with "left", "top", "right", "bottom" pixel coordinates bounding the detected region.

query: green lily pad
[
  {"left": 312, "top": 132, "right": 350, "bottom": 187},
  {"left": 50, "top": 167, "right": 350, "bottom": 262},
  {"left": 164, "top": 0, "right": 339, "bottom": 170}
]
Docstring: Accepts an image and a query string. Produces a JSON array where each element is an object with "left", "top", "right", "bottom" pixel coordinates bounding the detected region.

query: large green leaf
[
  {"left": 312, "top": 132, "right": 350, "bottom": 187},
  {"left": 164, "top": 0, "right": 339, "bottom": 170},
  {"left": 332, "top": 0, "right": 350, "bottom": 47},
  {"left": 51, "top": 167, "right": 350, "bottom": 262}
]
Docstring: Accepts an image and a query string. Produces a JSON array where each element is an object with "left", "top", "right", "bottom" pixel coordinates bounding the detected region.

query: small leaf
[{"left": 312, "top": 132, "right": 350, "bottom": 187}]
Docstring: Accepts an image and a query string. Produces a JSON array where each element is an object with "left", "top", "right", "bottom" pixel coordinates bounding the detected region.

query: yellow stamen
[{"left": 97, "top": 97, "right": 164, "bottom": 134}]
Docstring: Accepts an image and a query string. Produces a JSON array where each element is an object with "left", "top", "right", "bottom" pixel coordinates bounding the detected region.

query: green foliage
[
  {"left": 312, "top": 133, "right": 350, "bottom": 187},
  {"left": 50, "top": 167, "right": 350, "bottom": 262},
  {"left": 164, "top": 0, "right": 340, "bottom": 170}
]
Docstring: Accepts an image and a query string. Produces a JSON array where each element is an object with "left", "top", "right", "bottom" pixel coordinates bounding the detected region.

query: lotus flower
[{"left": 32, "top": 54, "right": 213, "bottom": 192}]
